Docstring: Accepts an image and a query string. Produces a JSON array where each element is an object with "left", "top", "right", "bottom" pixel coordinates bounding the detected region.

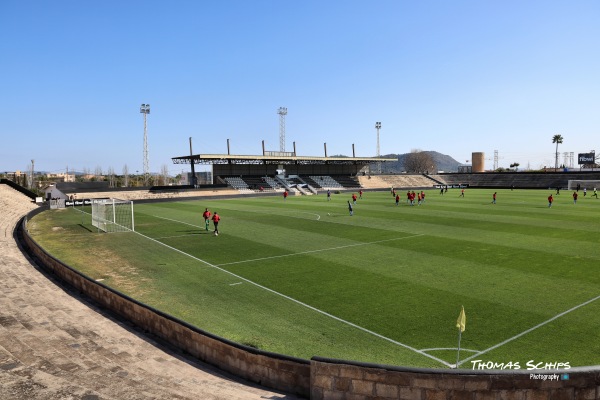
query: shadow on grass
[{"left": 78, "top": 224, "right": 93, "bottom": 233}]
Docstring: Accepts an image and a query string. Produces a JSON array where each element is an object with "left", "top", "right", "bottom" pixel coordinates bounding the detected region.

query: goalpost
[
  {"left": 91, "top": 199, "right": 135, "bottom": 233},
  {"left": 567, "top": 180, "right": 600, "bottom": 191}
]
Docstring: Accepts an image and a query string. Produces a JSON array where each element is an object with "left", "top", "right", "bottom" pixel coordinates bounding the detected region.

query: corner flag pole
[{"left": 456, "top": 305, "right": 466, "bottom": 368}]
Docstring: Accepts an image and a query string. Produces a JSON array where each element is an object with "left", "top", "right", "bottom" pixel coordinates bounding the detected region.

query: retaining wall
[
  {"left": 310, "top": 357, "right": 600, "bottom": 400},
  {"left": 18, "top": 208, "right": 310, "bottom": 398},
  {"left": 18, "top": 208, "right": 600, "bottom": 399}
]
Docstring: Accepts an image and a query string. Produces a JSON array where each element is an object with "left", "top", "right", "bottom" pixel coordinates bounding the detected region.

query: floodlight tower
[
  {"left": 375, "top": 122, "right": 382, "bottom": 173},
  {"left": 140, "top": 103, "right": 150, "bottom": 185},
  {"left": 278, "top": 107, "right": 287, "bottom": 153},
  {"left": 494, "top": 150, "right": 499, "bottom": 171}
]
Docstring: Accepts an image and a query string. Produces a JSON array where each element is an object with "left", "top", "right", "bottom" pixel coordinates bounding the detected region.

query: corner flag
[
  {"left": 455, "top": 305, "right": 466, "bottom": 368},
  {"left": 456, "top": 306, "right": 466, "bottom": 333}
]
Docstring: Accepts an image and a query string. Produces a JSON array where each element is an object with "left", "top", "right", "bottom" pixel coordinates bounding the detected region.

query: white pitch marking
[
  {"left": 154, "top": 233, "right": 199, "bottom": 240},
  {"left": 138, "top": 216, "right": 448, "bottom": 367},
  {"left": 229, "top": 282, "right": 243, "bottom": 286},
  {"left": 421, "top": 347, "right": 479, "bottom": 353},
  {"left": 269, "top": 210, "right": 321, "bottom": 221},
  {"left": 154, "top": 215, "right": 202, "bottom": 228},
  {"left": 217, "top": 234, "right": 424, "bottom": 267},
  {"left": 457, "top": 293, "right": 600, "bottom": 367}
]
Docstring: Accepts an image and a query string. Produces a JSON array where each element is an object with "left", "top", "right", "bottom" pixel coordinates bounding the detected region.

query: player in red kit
[
  {"left": 211, "top": 212, "right": 220, "bottom": 235},
  {"left": 202, "top": 208, "right": 211, "bottom": 231}
]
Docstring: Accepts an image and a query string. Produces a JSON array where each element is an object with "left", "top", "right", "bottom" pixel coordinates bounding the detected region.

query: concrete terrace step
[{"left": 0, "top": 184, "right": 299, "bottom": 400}]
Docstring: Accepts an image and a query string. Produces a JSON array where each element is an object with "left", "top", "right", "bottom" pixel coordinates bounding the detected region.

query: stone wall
[{"left": 310, "top": 357, "right": 600, "bottom": 400}]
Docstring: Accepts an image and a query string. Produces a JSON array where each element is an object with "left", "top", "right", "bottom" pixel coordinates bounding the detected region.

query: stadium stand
[
  {"left": 274, "top": 176, "right": 313, "bottom": 195},
  {"left": 223, "top": 176, "right": 254, "bottom": 193},
  {"left": 49, "top": 181, "right": 237, "bottom": 202},
  {"left": 263, "top": 176, "right": 285, "bottom": 192},
  {"left": 330, "top": 175, "right": 361, "bottom": 189},
  {"left": 433, "top": 172, "right": 600, "bottom": 189},
  {"left": 300, "top": 175, "right": 322, "bottom": 189},
  {"left": 357, "top": 175, "right": 389, "bottom": 189},
  {"left": 375, "top": 174, "right": 438, "bottom": 189},
  {"left": 239, "top": 176, "right": 274, "bottom": 192},
  {"left": 53, "top": 188, "right": 239, "bottom": 202},
  {"left": 309, "top": 176, "right": 344, "bottom": 190}
]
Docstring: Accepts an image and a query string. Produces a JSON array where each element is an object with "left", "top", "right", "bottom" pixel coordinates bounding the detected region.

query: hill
[{"left": 380, "top": 151, "right": 461, "bottom": 173}]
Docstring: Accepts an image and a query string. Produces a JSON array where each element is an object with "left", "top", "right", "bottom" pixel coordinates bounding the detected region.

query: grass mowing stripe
[
  {"left": 136, "top": 215, "right": 451, "bottom": 367},
  {"left": 458, "top": 292, "right": 600, "bottom": 367}
]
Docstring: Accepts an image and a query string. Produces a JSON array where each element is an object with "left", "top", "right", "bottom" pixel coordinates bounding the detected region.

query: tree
[
  {"left": 94, "top": 165, "right": 103, "bottom": 181},
  {"left": 552, "top": 134, "right": 563, "bottom": 170},
  {"left": 510, "top": 162, "right": 520, "bottom": 171},
  {"left": 159, "top": 164, "right": 170, "bottom": 186},
  {"left": 122, "top": 164, "right": 129, "bottom": 187},
  {"left": 107, "top": 166, "right": 116, "bottom": 188},
  {"left": 402, "top": 150, "right": 437, "bottom": 173}
]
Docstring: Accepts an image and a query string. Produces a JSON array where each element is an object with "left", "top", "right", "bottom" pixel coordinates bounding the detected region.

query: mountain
[{"left": 379, "top": 151, "right": 462, "bottom": 173}]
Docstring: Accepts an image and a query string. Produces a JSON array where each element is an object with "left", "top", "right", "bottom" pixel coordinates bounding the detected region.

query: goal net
[
  {"left": 91, "top": 199, "right": 135, "bottom": 233},
  {"left": 567, "top": 180, "right": 600, "bottom": 191}
]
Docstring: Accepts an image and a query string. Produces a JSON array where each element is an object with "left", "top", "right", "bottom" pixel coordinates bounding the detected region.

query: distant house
[{"left": 47, "top": 172, "right": 76, "bottom": 183}]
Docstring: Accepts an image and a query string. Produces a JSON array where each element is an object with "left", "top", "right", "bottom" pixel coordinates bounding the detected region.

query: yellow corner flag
[{"left": 456, "top": 306, "right": 466, "bottom": 333}]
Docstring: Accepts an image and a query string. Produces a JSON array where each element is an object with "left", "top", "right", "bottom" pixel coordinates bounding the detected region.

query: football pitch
[{"left": 29, "top": 188, "right": 600, "bottom": 369}]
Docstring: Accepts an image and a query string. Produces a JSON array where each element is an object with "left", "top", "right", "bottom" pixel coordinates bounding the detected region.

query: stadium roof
[{"left": 172, "top": 154, "right": 398, "bottom": 165}]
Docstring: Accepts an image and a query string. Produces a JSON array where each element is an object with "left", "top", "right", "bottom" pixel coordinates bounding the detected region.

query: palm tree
[{"left": 552, "top": 134, "right": 564, "bottom": 170}]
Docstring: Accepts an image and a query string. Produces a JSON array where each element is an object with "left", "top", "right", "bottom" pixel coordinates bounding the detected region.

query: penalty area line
[
  {"left": 217, "top": 234, "right": 424, "bottom": 267},
  {"left": 153, "top": 215, "right": 203, "bottom": 229},
  {"left": 154, "top": 233, "right": 200, "bottom": 240},
  {"left": 133, "top": 222, "right": 448, "bottom": 367}
]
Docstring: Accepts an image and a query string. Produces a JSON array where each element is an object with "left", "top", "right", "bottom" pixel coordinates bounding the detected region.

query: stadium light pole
[
  {"left": 375, "top": 122, "right": 382, "bottom": 174},
  {"left": 278, "top": 107, "right": 287, "bottom": 153},
  {"left": 140, "top": 103, "right": 150, "bottom": 186}
]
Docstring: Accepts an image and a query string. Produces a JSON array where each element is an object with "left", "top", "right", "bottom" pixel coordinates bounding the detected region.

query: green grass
[{"left": 28, "top": 188, "right": 600, "bottom": 369}]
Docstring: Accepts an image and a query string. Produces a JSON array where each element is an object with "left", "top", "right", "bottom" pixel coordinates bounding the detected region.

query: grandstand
[
  {"left": 44, "top": 181, "right": 238, "bottom": 203},
  {"left": 431, "top": 171, "right": 600, "bottom": 189},
  {"left": 374, "top": 174, "right": 439, "bottom": 189},
  {"left": 172, "top": 152, "right": 394, "bottom": 194},
  {"left": 172, "top": 151, "right": 600, "bottom": 194}
]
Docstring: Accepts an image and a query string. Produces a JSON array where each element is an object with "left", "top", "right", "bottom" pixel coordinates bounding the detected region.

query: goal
[
  {"left": 567, "top": 180, "right": 600, "bottom": 191},
  {"left": 91, "top": 199, "right": 135, "bottom": 233}
]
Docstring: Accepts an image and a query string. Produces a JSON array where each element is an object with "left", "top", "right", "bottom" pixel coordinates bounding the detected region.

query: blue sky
[{"left": 1, "top": 1, "right": 599, "bottom": 174}]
